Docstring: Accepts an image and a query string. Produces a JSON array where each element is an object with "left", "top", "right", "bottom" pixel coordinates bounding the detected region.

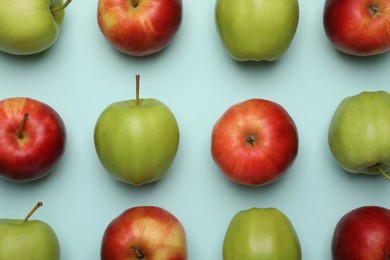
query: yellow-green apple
[
  {"left": 223, "top": 207, "right": 301, "bottom": 260},
  {"left": 215, "top": 0, "right": 299, "bottom": 61},
  {"left": 94, "top": 75, "right": 180, "bottom": 185},
  {"left": 328, "top": 91, "right": 390, "bottom": 179},
  {"left": 323, "top": 0, "right": 390, "bottom": 56},
  {"left": 0, "top": 202, "right": 60, "bottom": 260},
  {"left": 97, "top": 0, "right": 182, "bottom": 56},
  {"left": 101, "top": 206, "right": 187, "bottom": 260},
  {"left": 211, "top": 98, "right": 299, "bottom": 186},
  {"left": 0, "top": 97, "right": 66, "bottom": 182},
  {"left": 0, "top": 0, "right": 71, "bottom": 55},
  {"left": 332, "top": 206, "right": 390, "bottom": 259}
]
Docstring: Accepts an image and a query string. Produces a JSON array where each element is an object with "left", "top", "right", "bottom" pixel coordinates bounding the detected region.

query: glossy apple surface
[
  {"left": 101, "top": 206, "right": 187, "bottom": 260},
  {"left": 0, "top": 202, "right": 60, "bottom": 260},
  {"left": 215, "top": 0, "right": 299, "bottom": 61},
  {"left": 0, "top": 97, "right": 66, "bottom": 182},
  {"left": 0, "top": 0, "right": 71, "bottom": 55},
  {"left": 223, "top": 207, "right": 301, "bottom": 260},
  {"left": 328, "top": 91, "right": 390, "bottom": 179},
  {"left": 332, "top": 206, "right": 390, "bottom": 260},
  {"left": 94, "top": 75, "right": 180, "bottom": 185},
  {"left": 323, "top": 0, "right": 390, "bottom": 56},
  {"left": 211, "top": 98, "right": 298, "bottom": 186},
  {"left": 97, "top": 0, "right": 182, "bottom": 56}
]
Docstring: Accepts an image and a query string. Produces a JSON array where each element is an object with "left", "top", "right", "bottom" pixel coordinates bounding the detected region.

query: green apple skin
[
  {"left": 215, "top": 0, "right": 299, "bottom": 61},
  {"left": 94, "top": 98, "right": 180, "bottom": 186},
  {"left": 0, "top": 0, "right": 66, "bottom": 55},
  {"left": 0, "top": 219, "right": 60, "bottom": 260},
  {"left": 223, "top": 207, "right": 301, "bottom": 260},
  {"left": 328, "top": 91, "right": 390, "bottom": 175}
]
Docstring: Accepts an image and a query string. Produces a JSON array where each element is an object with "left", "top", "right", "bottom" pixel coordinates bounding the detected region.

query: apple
[
  {"left": 328, "top": 91, "right": 390, "bottom": 179},
  {"left": 101, "top": 206, "right": 187, "bottom": 260},
  {"left": 332, "top": 206, "right": 390, "bottom": 259},
  {"left": 0, "top": 202, "right": 60, "bottom": 260},
  {"left": 0, "top": 0, "right": 71, "bottom": 55},
  {"left": 323, "top": 0, "right": 390, "bottom": 56},
  {"left": 0, "top": 97, "right": 66, "bottom": 182},
  {"left": 223, "top": 207, "right": 301, "bottom": 259},
  {"left": 211, "top": 98, "right": 299, "bottom": 186},
  {"left": 94, "top": 75, "right": 180, "bottom": 185},
  {"left": 215, "top": 0, "right": 299, "bottom": 61},
  {"left": 97, "top": 0, "right": 182, "bottom": 56}
]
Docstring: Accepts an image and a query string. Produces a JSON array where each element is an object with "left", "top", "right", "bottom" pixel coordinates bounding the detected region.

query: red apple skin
[
  {"left": 211, "top": 99, "right": 299, "bottom": 186},
  {"left": 101, "top": 206, "right": 187, "bottom": 260},
  {"left": 0, "top": 98, "right": 66, "bottom": 182},
  {"left": 332, "top": 206, "right": 390, "bottom": 260},
  {"left": 97, "top": 0, "right": 182, "bottom": 56},
  {"left": 323, "top": 0, "right": 390, "bottom": 56}
]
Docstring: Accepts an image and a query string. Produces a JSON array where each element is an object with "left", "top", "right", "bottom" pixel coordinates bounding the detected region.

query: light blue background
[{"left": 1, "top": 0, "right": 390, "bottom": 259}]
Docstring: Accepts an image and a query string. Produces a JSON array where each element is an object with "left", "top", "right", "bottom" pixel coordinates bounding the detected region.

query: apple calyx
[
  {"left": 130, "top": 246, "right": 144, "bottom": 259},
  {"left": 17, "top": 113, "right": 29, "bottom": 139},
  {"left": 50, "top": 0, "right": 72, "bottom": 13},
  {"left": 23, "top": 202, "right": 43, "bottom": 222},
  {"left": 245, "top": 135, "right": 256, "bottom": 147},
  {"left": 368, "top": 5, "right": 379, "bottom": 16},
  {"left": 135, "top": 74, "right": 141, "bottom": 106},
  {"left": 130, "top": 0, "right": 140, "bottom": 8},
  {"left": 376, "top": 165, "right": 390, "bottom": 180}
]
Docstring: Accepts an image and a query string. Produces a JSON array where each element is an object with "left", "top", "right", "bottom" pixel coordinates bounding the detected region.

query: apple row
[
  {"left": 1, "top": 0, "right": 389, "bottom": 58},
  {"left": 1, "top": 81, "right": 390, "bottom": 259},
  {"left": 3, "top": 201, "right": 390, "bottom": 258}
]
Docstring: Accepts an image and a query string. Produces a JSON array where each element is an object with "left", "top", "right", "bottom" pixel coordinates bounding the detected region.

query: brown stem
[
  {"left": 130, "top": 246, "right": 144, "bottom": 259},
  {"left": 135, "top": 75, "right": 140, "bottom": 106},
  {"left": 377, "top": 165, "right": 390, "bottom": 180},
  {"left": 51, "top": 0, "right": 71, "bottom": 13},
  {"left": 24, "top": 202, "right": 43, "bottom": 222},
  {"left": 18, "top": 113, "right": 29, "bottom": 139}
]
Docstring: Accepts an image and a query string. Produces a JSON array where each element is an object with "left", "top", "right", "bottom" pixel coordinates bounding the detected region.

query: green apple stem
[
  {"left": 51, "top": 0, "right": 71, "bottom": 13},
  {"left": 135, "top": 74, "right": 140, "bottom": 106},
  {"left": 17, "top": 113, "right": 29, "bottom": 139},
  {"left": 23, "top": 202, "right": 43, "bottom": 222},
  {"left": 377, "top": 165, "right": 390, "bottom": 180},
  {"left": 130, "top": 246, "right": 144, "bottom": 259}
]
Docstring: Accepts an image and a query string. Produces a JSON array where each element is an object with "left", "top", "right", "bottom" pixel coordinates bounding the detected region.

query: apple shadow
[
  {"left": 0, "top": 49, "right": 51, "bottom": 64},
  {"left": 334, "top": 48, "right": 390, "bottom": 65},
  {"left": 108, "top": 42, "right": 175, "bottom": 64}
]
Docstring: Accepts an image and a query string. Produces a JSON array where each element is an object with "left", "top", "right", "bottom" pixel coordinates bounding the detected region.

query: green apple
[
  {"left": 0, "top": 0, "right": 71, "bottom": 55},
  {"left": 94, "top": 75, "right": 180, "bottom": 186},
  {"left": 328, "top": 91, "right": 390, "bottom": 179},
  {"left": 215, "top": 0, "right": 299, "bottom": 61},
  {"left": 0, "top": 202, "right": 60, "bottom": 260},
  {"left": 223, "top": 207, "right": 301, "bottom": 260}
]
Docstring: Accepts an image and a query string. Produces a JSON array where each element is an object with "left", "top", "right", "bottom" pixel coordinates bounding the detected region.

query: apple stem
[
  {"left": 377, "top": 165, "right": 390, "bottom": 180},
  {"left": 135, "top": 75, "right": 140, "bottom": 106},
  {"left": 23, "top": 202, "right": 43, "bottom": 222},
  {"left": 17, "top": 113, "right": 29, "bottom": 139},
  {"left": 130, "top": 246, "right": 144, "bottom": 259},
  {"left": 50, "top": 0, "right": 71, "bottom": 13}
]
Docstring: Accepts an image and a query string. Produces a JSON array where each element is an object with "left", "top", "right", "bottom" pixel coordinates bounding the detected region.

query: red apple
[
  {"left": 97, "top": 0, "right": 183, "bottom": 56},
  {"left": 101, "top": 206, "right": 187, "bottom": 260},
  {"left": 211, "top": 98, "right": 299, "bottom": 186},
  {"left": 332, "top": 206, "right": 390, "bottom": 260},
  {"left": 323, "top": 0, "right": 390, "bottom": 56},
  {"left": 0, "top": 97, "right": 66, "bottom": 182}
]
